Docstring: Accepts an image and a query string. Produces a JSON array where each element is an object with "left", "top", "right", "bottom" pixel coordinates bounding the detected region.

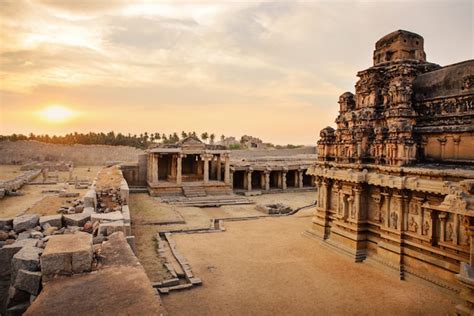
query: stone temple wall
[{"left": 308, "top": 30, "right": 474, "bottom": 315}]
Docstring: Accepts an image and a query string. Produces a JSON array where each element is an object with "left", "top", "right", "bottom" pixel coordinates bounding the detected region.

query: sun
[{"left": 40, "top": 105, "right": 76, "bottom": 123}]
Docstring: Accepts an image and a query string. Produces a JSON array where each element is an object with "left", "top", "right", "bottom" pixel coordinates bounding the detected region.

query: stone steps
[
  {"left": 169, "top": 195, "right": 254, "bottom": 207},
  {"left": 182, "top": 186, "right": 207, "bottom": 198}
]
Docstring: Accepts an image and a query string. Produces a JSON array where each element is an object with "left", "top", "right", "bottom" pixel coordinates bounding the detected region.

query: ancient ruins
[
  {"left": 309, "top": 30, "right": 474, "bottom": 314},
  {"left": 0, "top": 29, "right": 472, "bottom": 315}
]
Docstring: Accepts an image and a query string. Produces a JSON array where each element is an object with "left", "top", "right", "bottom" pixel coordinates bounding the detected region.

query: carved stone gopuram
[{"left": 308, "top": 30, "right": 474, "bottom": 314}]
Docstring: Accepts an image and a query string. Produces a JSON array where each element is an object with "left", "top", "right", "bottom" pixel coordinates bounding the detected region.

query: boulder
[
  {"left": 39, "top": 215, "right": 62, "bottom": 229},
  {"left": 63, "top": 213, "right": 90, "bottom": 227},
  {"left": 0, "top": 218, "right": 13, "bottom": 230},
  {"left": 14, "top": 270, "right": 42, "bottom": 295},
  {"left": 41, "top": 232, "right": 93, "bottom": 278},
  {"left": 13, "top": 215, "right": 39, "bottom": 233}
]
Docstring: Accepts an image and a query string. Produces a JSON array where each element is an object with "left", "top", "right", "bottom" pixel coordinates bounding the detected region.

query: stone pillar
[
  {"left": 147, "top": 153, "right": 152, "bottom": 183},
  {"left": 217, "top": 155, "right": 222, "bottom": 181},
  {"left": 152, "top": 154, "right": 159, "bottom": 183},
  {"left": 353, "top": 186, "right": 362, "bottom": 220},
  {"left": 439, "top": 212, "right": 447, "bottom": 242},
  {"left": 176, "top": 154, "right": 182, "bottom": 185},
  {"left": 203, "top": 154, "right": 210, "bottom": 183},
  {"left": 224, "top": 154, "right": 230, "bottom": 184},
  {"left": 264, "top": 170, "right": 270, "bottom": 191},
  {"left": 282, "top": 170, "right": 287, "bottom": 191},
  {"left": 294, "top": 171, "right": 299, "bottom": 188},
  {"left": 298, "top": 169, "right": 304, "bottom": 189},
  {"left": 246, "top": 169, "right": 253, "bottom": 191},
  {"left": 229, "top": 169, "right": 234, "bottom": 189}
]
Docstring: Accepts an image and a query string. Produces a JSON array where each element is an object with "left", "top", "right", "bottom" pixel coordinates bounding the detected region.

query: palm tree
[
  {"left": 201, "top": 132, "right": 209, "bottom": 143},
  {"left": 220, "top": 134, "right": 225, "bottom": 142},
  {"left": 210, "top": 133, "right": 215, "bottom": 144},
  {"left": 181, "top": 131, "right": 188, "bottom": 139}
]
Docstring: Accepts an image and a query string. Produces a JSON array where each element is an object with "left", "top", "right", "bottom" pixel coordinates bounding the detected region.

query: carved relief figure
[
  {"left": 390, "top": 212, "right": 398, "bottom": 229},
  {"left": 422, "top": 220, "right": 430, "bottom": 236},
  {"left": 408, "top": 216, "right": 418, "bottom": 233}
]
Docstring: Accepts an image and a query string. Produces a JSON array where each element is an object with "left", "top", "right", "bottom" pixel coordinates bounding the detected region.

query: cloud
[{"left": 0, "top": 0, "right": 472, "bottom": 144}]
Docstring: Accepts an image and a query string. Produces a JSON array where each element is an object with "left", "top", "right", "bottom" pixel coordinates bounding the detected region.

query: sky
[{"left": 0, "top": 0, "right": 472, "bottom": 145}]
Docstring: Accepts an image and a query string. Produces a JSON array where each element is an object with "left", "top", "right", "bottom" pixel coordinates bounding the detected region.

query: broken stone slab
[
  {"left": 11, "top": 247, "right": 42, "bottom": 283},
  {"left": 0, "top": 239, "right": 38, "bottom": 278},
  {"left": 189, "top": 277, "right": 202, "bottom": 286},
  {"left": 13, "top": 215, "right": 39, "bottom": 233},
  {"left": 0, "top": 218, "right": 13, "bottom": 230},
  {"left": 39, "top": 215, "right": 62, "bottom": 229},
  {"left": 90, "top": 211, "right": 124, "bottom": 224},
  {"left": 63, "top": 213, "right": 90, "bottom": 227},
  {"left": 14, "top": 270, "right": 41, "bottom": 296},
  {"left": 98, "top": 220, "right": 125, "bottom": 236},
  {"left": 41, "top": 232, "right": 93, "bottom": 279}
]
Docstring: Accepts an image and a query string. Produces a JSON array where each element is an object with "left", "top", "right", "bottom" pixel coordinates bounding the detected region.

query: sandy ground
[
  {"left": 0, "top": 165, "right": 23, "bottom": 180},
  {"left": 129, "top": 192, "right": 318, "bottom": 284},
  {"left": 161, "top": 209, "right": 455, "bottom": 315},
  {"left": 0, "top": 165, "right": 100, "bottom": 218}
]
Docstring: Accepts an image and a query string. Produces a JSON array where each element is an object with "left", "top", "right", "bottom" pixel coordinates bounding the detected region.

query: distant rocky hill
[{"left": 0, "top": 141, "right": 144, "bottom": 165}]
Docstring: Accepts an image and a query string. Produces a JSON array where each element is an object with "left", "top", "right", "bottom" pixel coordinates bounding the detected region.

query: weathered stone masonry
[{"left": 307, "top": 30, "right": 474, "bottom": 315}]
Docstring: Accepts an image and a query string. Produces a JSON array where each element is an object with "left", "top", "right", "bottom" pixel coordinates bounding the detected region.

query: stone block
[
  {"left": 6, "top": 301, "right": 29, "bottom": 316},
  {"left": 12, "top": 215, "right": 39, "bottom": 233},
  {"left": 83, "top": 189, "right": 97, "bottom": 209},
  {"left": 98, "top": 221, "right": 124, "bottom": 236},
  {"left": 11, "top": 247, "right": 42, "bottom": 282},
  {"left": 82, "top": 207, "right": 95, "bottom": 215},
  {"left": 91, "top": 211, "right": 123, "bottom": 224},
  {"left": 63, "top": 213, "right": 90, "bottom": 227},
  {"left": 121, "top": 205, "right": 131, "bottom": 224},
  {"left": 14, "top": 270, "right": 41, "bottom": 295},
  {"left": 0, "top": 218, "right": 13, "bottom": 230},
  {"left": 41, "top": 232, "right": 92, "bottom": 278},
  {"left": 0, "top": 240, "right": 38, "bottom": 278},
  {"left": 39, "top": 215, "right": 62, "bottom": 229}
]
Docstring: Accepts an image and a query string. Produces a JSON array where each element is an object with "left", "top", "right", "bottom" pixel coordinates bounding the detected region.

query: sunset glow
[{"left": 39, "top": 106, "right": 76, "bottom": 123}]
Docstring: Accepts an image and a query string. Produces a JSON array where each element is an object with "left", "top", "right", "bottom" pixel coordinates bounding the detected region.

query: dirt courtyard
[{"left": 161, "top": 209, "right": 455, "bottom": 315}]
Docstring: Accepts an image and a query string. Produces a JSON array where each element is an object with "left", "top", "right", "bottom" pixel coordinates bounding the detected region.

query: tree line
[{"left": 0, "top": 131, "right": 226, "bottom": 149}]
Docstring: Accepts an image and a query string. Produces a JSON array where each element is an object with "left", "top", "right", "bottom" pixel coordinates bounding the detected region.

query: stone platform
[{"left": 25, "top": 233, "right": 162, "bottom": 315}]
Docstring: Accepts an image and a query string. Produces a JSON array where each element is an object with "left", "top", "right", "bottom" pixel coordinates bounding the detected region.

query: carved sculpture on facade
[{"left": 308, "top": 30, "right": 474, "bottom": 314}]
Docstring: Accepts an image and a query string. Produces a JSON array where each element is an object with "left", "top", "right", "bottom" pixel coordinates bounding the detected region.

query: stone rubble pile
[
  {"left": 256, "top": 203, "right": 293, "bottom": 215},
  {"left": 0, "top": 165, "right": 134, "bottom": 315}
]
